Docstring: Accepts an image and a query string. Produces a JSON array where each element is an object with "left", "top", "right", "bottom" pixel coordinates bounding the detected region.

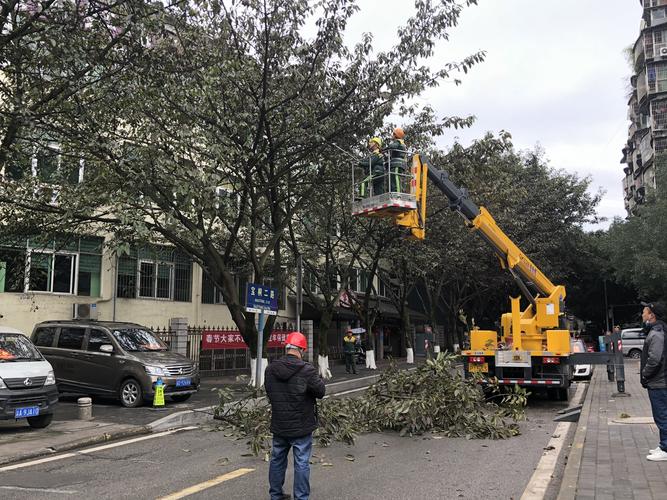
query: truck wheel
[
  {"left": 557, "top": 388, "right": 570, "bottom": 401},
  {"left": 628, "top": 349, "right": 641, "bottom": 359},
  {"left": 120, "top": 378, "right": 144, "bottom": 408},
  {"left": 27, "top": 414, "right": 53, "bottom": 429}
]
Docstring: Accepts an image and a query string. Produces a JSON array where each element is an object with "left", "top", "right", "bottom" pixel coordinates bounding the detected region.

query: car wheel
[
  {"left": 170, "top": 394, "right": 192, "bottom": 403},
  {"left": 629, "top": 349, "right": 642, "bottom": 359},
  {"left": 119, "top": 378, "right": 144, "bottom": 408},
  {"left": 27, "top": 414, "right": 53, "bottom": 429}
]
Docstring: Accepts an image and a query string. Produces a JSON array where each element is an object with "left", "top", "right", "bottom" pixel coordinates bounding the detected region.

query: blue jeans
[
  {"left": 269, "top": 433, "right": 313, "bottom": 500},
  {"left": 648, "top": 388, "right": 667, "bottom": 451}
]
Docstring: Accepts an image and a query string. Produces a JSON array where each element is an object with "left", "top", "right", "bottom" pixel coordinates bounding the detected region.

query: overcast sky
[{"left": 345, "top": 0, "right": 642, "bottom": 229}]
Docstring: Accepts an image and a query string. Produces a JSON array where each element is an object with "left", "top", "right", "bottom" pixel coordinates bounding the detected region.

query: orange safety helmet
[
  {"left": 285, "top": 331, "right": 308, "bottom": 350},
  {"left": 393, "top": 127, "right": 405, "bottom": 139}
]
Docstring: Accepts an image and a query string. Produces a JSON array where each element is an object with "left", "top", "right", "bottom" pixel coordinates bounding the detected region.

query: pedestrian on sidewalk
[
  {"left": 343, "top": 329, "right": 357, "bottom": 374},
  {"left": 639, "top": 301, "right": 667, "bottom": 461},
  {"left": 265, "top": 331, "right": 326, "bottom": 500}
]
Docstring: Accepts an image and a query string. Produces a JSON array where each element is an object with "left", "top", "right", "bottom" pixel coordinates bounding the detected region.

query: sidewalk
[
  {"left": 0, "top": 356, "right": 416, "bottom": 467},
  {"left": 559, "top": 359, "right": 667, "bottom": 499}
]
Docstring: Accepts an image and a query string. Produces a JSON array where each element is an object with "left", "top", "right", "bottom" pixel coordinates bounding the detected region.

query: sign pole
[{"left": 255, "top": 310, "right": 266, "bottom": 389}]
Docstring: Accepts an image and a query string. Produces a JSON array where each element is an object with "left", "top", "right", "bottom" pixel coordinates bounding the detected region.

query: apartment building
[{"left": 621, "top": 0, "right": 667, "bottom": 214}]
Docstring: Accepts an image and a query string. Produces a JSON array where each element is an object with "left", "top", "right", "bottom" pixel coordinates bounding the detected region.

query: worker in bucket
[
  {"left": 387, "top": 127, "right": 407, "bottom": 193},
  {"left": 358, "top": 136, "right": 386, "bottom": 196}
]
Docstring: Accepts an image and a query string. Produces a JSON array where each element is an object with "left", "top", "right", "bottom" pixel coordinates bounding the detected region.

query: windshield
[
  {"left": 111, "top": 328, "right": 168, "bottom": 352},
  {"left": 0, "top": 334, "right": 42, "bottom": 361}
]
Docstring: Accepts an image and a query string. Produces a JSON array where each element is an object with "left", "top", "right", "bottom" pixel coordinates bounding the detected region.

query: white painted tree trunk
[
  {"left": 249, "top": 357, "right": 268, "bottom": 387},
  {"left": 365, "top": 350, "right": 377, "bottom": 369},
  {"left": 406, "top": 347, "right": 415, "bottom": 364},
  {"left": 318, "top": 355, "right": 332, "bottom": 379}
]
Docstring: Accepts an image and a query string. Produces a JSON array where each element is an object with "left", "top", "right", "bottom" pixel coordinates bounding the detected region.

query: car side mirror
[{"left": 99, "top": 344, "right": 114, "bottom": 354}]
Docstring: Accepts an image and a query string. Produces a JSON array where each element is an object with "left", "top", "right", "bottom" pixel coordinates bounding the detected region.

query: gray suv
[
  {"left": 621, "top": 327, "right": 646, "bottom": 359},
  {"left": 31, "top": 321, "right": 200, "bottom": 407}
]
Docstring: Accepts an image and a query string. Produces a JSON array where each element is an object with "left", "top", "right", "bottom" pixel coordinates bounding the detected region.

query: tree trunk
[{"left": 317, "top": 306, "right": 333, "bottom": 379}]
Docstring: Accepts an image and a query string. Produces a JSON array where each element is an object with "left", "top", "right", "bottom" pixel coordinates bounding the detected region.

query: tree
[
  {"left": 0, "top": 0, "right": 153, "bottom": 171},
  {"left": 0, "top": 0, "right": 486, "bottom": 373},
  {"left": 605, "top": 157, "right": 667, "bottom": 301}
]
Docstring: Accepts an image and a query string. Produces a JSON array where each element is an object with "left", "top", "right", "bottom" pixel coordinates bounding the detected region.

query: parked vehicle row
[
  {"left": 1, "top": 320, "right": 200, "bottom": 429},
  {"left": 31, "top": 320, "right": 200, "bottom": 408}
]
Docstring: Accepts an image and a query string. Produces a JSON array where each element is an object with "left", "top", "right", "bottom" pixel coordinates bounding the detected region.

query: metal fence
[{"left": 153, "top": 325, "right": 286, "bottom": 377}]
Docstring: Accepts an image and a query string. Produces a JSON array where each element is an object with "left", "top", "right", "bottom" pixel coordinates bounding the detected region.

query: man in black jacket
[
  {"left": 640, "top": 301, "right": 667, "bottom": 461},
  {"left": 265, "top": 331, "right": 325, "bottom": 500}
]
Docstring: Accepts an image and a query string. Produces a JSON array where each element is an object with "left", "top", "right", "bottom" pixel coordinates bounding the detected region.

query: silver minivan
[{"left": 621, "top": 327, "right": 646, "bottom": 359}]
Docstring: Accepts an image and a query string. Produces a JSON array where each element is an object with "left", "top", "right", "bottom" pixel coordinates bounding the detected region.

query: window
[
  {"left": 87, "top": 329, "right": 111, "bottom": 352},
  {"left": 0, "top": 237, "right": 101, "bottom": 296},
  {"left": 57, "top": 327, "right": 85, "bottom": 350},
  {"left": 653, "top": 99, "right": 667, "bottom": 130},
  {"left": 359, "top": 270, "right": 373, "bottom": 293},
  {"left": 303, "top": 270, "right": 320, "bottom": 294},
  {"left": 116, "top": 246, "right": 192, "bottom": 302},
  {"left": 202, "top": 272, "right": 225, "bottom": 304},
  {"left": 348, "top": 268, "right": 359, "bottom": 292},
  {"left": 33, "top": 327, "right": 57, "bottom": 347},
  {"left": 648, "top": 63, "right": 667, "bottom": 93},
  {"left": 378, "top": 278, "right": 387, "bottom": 297},
  {"left": 0, "top": 247, "right": 26, "bottom": 293}
]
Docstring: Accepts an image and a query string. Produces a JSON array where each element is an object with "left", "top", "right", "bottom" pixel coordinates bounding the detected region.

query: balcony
[
  {"left": 635, "top": 35, "right": 646, "bottom": 65},
  {"left": 638, "top": 70, "right": 648, "bottom": 101},
  {"left": 639, "top": 133, "right": 654, "bottom": 164}
]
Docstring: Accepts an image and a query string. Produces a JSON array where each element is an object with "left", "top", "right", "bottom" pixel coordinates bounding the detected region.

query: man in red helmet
[{"left": 265, "top": 331, "right": 325, "bottom": 500}]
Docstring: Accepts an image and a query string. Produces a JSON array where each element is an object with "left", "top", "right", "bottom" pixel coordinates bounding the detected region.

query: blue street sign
[{"left": 245, "top": 283, "right": 279, "bottom": 315}]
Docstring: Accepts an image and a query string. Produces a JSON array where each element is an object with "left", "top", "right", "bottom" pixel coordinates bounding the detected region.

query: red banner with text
[{"left": 202, "top": 330, "right": 290, "bottom": 350}]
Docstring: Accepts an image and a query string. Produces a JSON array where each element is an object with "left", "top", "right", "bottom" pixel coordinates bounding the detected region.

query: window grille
[
  {"left": 202, "top": 272, "right": 225, "bottom": 304},
  {"left": 652, "top": 99, "right": 667, "bottom": 129},
  {"left": 116, "top": 245, "right": 192, "bottom": 301}
]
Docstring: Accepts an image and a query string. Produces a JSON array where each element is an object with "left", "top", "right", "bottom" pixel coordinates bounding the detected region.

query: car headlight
[
  {"left": 145, "top": 365, "right": 167, "bottom": 376},
  {"left": 0, "top": 377, "right": 6, "bottom": 390},
  {"left": 44, "top": 370, "right": 56, "bottom": 386}
]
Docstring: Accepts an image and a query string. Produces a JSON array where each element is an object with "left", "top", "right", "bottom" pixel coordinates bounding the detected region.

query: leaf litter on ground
[{"left": 212, "top": 353, "right": 527, "bottom": 456}]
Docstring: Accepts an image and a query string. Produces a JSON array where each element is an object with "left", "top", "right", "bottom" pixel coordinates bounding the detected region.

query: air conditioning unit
[
  {"left": 73, "top": 303, "right": 98, "bottom": 320},
  {"left": 659, "top": 47, "right": 667, "bottom": 57}
]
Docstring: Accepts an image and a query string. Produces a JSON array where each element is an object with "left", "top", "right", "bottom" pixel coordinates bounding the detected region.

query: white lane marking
[
  {"left": 0, "top": 426, "right": 198, "bottom": 473},
  {"left": 157, "top": 468, "right": 255, "bottom": 500},
  {"left": 520, "top": 383, "right": 587, "bottom": 500},
  {"left": 0, "top": 485, "right": 78, "bottom": 494}
]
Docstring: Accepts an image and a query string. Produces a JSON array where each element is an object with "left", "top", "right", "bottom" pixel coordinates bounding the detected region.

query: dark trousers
[
  {"left": 648, "top": 388, "right": 667, "bottom": 451},
  {"left": 269, "top": 433, "right": 313, "bottom": 500},
  {"left": 344, "top": 352, "right": 356, "bottom": 374}
]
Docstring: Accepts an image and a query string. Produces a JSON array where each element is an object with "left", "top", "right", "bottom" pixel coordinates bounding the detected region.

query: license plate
[
  {"left": 468, "top": 363, "right": 488, "bottom": 373},
  {"left": 15, "top": 406, "right": 40, "bottom": 418},
  {"left": 175, "top": 378, "right": 191, "bottom": 388}
]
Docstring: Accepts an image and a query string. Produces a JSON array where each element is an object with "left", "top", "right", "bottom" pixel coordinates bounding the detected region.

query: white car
[
  {"left": 0, "top": 326, "right": 58, "bottom": 428},
  {"left": 571, "top": 339, "right": 592, "bottom": 379}
]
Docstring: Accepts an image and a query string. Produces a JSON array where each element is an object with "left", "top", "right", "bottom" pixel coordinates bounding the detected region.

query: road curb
[
  {"left": 149, "top": 371, "right": 387, "bottom": 432},
  {"left": 520, "top": 381, "right": 589, "bottom": 500},
  {"left": 556, "top": 377, "right": 595, "bottom": 500},
  {"left": 0, "top": 424, "right": 151, "bottom": 467}
]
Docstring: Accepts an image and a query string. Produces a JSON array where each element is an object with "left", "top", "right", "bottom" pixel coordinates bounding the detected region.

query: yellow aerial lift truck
[{"left": 353, "top": 149, "right": 626, "bottom": 402}]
